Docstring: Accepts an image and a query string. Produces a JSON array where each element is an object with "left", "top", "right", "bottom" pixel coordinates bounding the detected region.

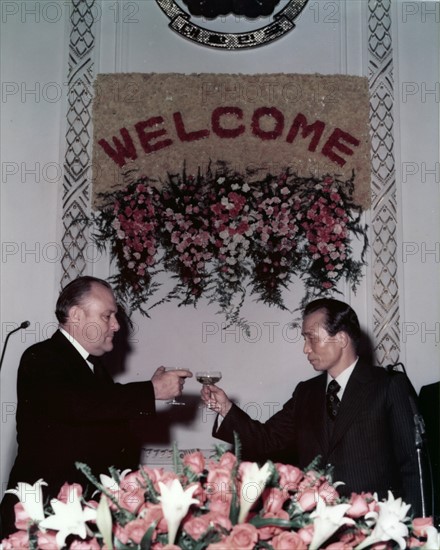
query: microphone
[
  {"left": 0, "top": 321, "right": 30, "bottom": 373},
  {"left": 414, "top": 412, "right": 426, "bottom": 448},
  {"left": 385, "top": 362, "right": 407, "bottom": 375}
]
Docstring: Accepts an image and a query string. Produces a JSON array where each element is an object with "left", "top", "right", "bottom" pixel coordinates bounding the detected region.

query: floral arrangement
[
  {"left": 89, "top": 165, "right": 368, "bottom": 325},
  {"left": 2, "top": 443, "right": 437, "bottom": 550}
]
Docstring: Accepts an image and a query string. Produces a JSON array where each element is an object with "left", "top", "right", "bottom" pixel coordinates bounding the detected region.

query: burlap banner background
[{"left": 92, "top": 73, "right": 371, "bottom": 209}]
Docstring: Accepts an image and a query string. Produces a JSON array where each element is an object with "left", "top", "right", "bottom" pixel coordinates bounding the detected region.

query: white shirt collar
[
  {"left": 59, "top": 327, "right": 93, "bottom": 370},
  {"left": 327, "top": 357, "right": 359, "bottom": 399}
]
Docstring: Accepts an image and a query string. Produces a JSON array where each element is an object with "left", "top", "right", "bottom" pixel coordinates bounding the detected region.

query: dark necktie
[
  {"left": 87, "top": 354, "right": 106, "bottom": 380},
  {"left": 326, "top": 379, "right": 341, "bottom": 420}
]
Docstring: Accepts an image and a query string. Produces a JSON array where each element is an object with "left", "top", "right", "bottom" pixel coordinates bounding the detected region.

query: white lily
[
  {"left": 309, "top": 497, "right": 354, "bottom": 550},
  {"left": 355, "top": 491, "right": 411, "bottom": 550},
  {"left": 5, "top": 479, "right": 47, "bottom": 523},
  {"left": 96, "top": 493, "right": 114, "bottom": 550},
  {"left": 238, "top": 461, "right": 272, "bottom": 523},
  {"left": 99, "top": 469, "right": 132, "bottom": 491},
  {"left": 422, "top": 525, "right": 440, "bottom": 549},
  {"left": 39, "top": 486, "right": 97, "bottom": 549},
  {"left": 158, "top": 479, "right": 200, "bottom": 545}
]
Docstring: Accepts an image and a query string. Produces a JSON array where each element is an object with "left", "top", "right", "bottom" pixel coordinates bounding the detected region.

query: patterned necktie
[{"left": 326, "top": 379, "right": 341, "bottom": 420}]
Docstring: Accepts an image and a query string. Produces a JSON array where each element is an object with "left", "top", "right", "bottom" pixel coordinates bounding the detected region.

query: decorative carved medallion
[{"left": 155, "top": 0, "right": 310, "bottom": 49}]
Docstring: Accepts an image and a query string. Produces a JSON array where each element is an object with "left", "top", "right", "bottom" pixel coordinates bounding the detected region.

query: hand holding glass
[
  {"left": 165, "top": 368, "right": 189, "bottom": 406},
  {"left": 196, "top": 371, "right": 222, "bottom": 408}
]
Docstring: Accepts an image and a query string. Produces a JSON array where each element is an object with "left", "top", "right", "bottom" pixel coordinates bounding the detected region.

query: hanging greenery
[{"left": 89, "top": 165, "right": 368, "bottom": 325}]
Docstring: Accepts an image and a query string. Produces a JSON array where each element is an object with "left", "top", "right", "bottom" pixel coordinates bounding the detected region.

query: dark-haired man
[
  {"left": 1, "top": 276, "right": 192, "bottom": 537},
  {"left": 202, "top": 298, "right": 422, "bottom": 515}
]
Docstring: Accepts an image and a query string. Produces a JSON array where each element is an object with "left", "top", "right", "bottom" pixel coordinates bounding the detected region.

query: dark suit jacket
[
  {"left": 216, "top": 360, "right": 422, "bottom": 515},
  {"left": 419, "top": 382, "right": 440, "bottom": 519},
  {"left": 5, "top": 330, "right": 155, "bottom": 495}
]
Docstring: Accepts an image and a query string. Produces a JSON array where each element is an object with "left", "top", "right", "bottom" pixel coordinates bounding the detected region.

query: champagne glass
[
  {"left": 196, "top": 371, "right": 222, "bottom": 408},
  {"left": 165, "top": 367, "right": 186, "bottom": 406}
]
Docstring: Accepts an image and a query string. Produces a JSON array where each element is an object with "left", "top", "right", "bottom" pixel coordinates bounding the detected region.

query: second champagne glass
[
  {"left": 166, "top": 367, "right": 187, "bottom": 406},
  {"left": 196, "top": 371, "right": 222, "bottom": 408}
]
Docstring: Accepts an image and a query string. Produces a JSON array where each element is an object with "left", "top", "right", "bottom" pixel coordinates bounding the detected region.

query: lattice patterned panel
[
  {"left": 368, "top": 0, "right": 400, "bottom": 364},
  {"left": 61, "top": 0, "right": 96, "bottom": 288}
]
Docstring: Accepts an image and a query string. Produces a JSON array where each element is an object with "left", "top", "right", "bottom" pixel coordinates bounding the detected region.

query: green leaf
[
  {"left": 139, "top": 520, "right": 158, "bottom": 550},
  {"left": 96, "top": 493, "right": 114, "bottom": 550}
]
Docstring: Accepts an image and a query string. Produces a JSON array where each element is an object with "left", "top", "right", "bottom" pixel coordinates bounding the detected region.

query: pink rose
[
  {"left": 139, "top": 465, "right": 159, "bottom": 484},
  {"left": 257, "top": 510, "right": 289, "bottom": 540},
  {"left": 206, "top": 542, "right": 228, "bottom": 550},
  {"left": 117, "top": 485, "right": 145, "bottom": 514},
  {"left": 318, "top": 480, "right": 339, "bottom": 504},
  {"left": 70, "top": 538, "right": 101, "bottom": 549},
  {"left": 275, "top": 463, "right": 303, "bottom": 491},
  {"left": 183, "top": 451, "right": 206, "bottom": 474},
  {"left": 262, "top": 488, "right": 289, "bottom": 514},
  {"left": 297, "top": 488, "right": 318, "bottom": 511},
  {"left": 206, "top": 467, "right": 233, "bottom": 503},
  {"left": 347, "top": 493, "right": 370, "bottom": 518},
  {"left": 139, "top": 503, "right": 167, "bottom": 534},
  {"left": 203, "top": 511, "right": 232, "bottom": 532},
  {"left": 298, "top": 524, "right": 315, "bottom": 545},
  {"left": 208, "top": 498, "right": 232, "bottom": 516},
  {"left": 120, "top": 470, "right": 145, "bottom": 488},
  {"left": 412, "top": 516, "right": 433, "bottom": 537},
  {"left": 187, "top": 482, "right": 207, "bottom": 505},
  {"left": 227, "top": 523, "right": 258, "bottom": 550},
  {"left": 57, "top": 482, "right": 83, "bottom": 501},
  {"left": 271, "top": 530, "right": 308, "bottom": 549},
  {"left": 298, "top": 470, "right": 321, "bottom": 491},
  {"left": 152, "top": 469, "right": 179, "bottom": 492},
  {"left": 2, "top": 530, "right": 30, "bottom": 549},
  {"left": 36, "top": 530, "right": 58, "bottom": 550},
  {"left": 353, "top": 491, "right": 378, "bottom": 513},
  {"left": 13, "top": 502, "right": 31, "bottom": 530},
  {"left": 115, "top": 518, "right": 152, "bottom": 545},
  {"left": 183, "top": 515, "right": 212, "bottom": 540}
]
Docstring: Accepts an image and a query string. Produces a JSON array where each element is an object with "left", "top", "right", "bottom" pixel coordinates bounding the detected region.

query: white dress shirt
[
  {"left": 327, "top": 357, "right": 359, "bottom": 401},
  {"left": 59, "top": 327, "right": 94, "bottom": 371}
]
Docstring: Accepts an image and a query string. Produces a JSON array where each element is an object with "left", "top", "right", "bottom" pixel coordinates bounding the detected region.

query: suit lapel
[
  {"left": 50, "top": 330, "right": 97, "bottom": 383},
  {"left": 307, "top": 373, "right": 329, "bottom": 454},
  {"left": 328, "top": 359, "right": 374, "bottom": 451}
]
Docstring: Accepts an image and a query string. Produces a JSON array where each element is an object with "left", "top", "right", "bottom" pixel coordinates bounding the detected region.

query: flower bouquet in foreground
[{"left": 2, "top": 441, "right": 437, "bottom": 550}]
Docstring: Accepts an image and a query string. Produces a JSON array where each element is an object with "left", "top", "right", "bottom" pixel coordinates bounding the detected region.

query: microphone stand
[
  {"left": 0, "top": 321, "right": 30, "bottom": 373},
  {"left": 414, "top": 412, "right": 428, "bottom": 517},
  {"left": 386, "top": 362, "right": 432, "bottom": 517}
]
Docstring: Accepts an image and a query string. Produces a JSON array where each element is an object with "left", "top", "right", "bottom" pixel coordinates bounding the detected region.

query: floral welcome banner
[{"left": 92, "top": 73, "right": 371, "bottom": 209}]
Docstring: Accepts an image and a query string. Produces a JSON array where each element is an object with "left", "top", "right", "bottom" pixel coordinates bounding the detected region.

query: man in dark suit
[
  {"left": 1, "top": 276, "right": 192, "bottom": 538},
  {"left": 419, "top": 381, "right": 440, "bottom": 521},
  {"left": 202, "top": 298, "right": 423, "bottom": 516}
]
